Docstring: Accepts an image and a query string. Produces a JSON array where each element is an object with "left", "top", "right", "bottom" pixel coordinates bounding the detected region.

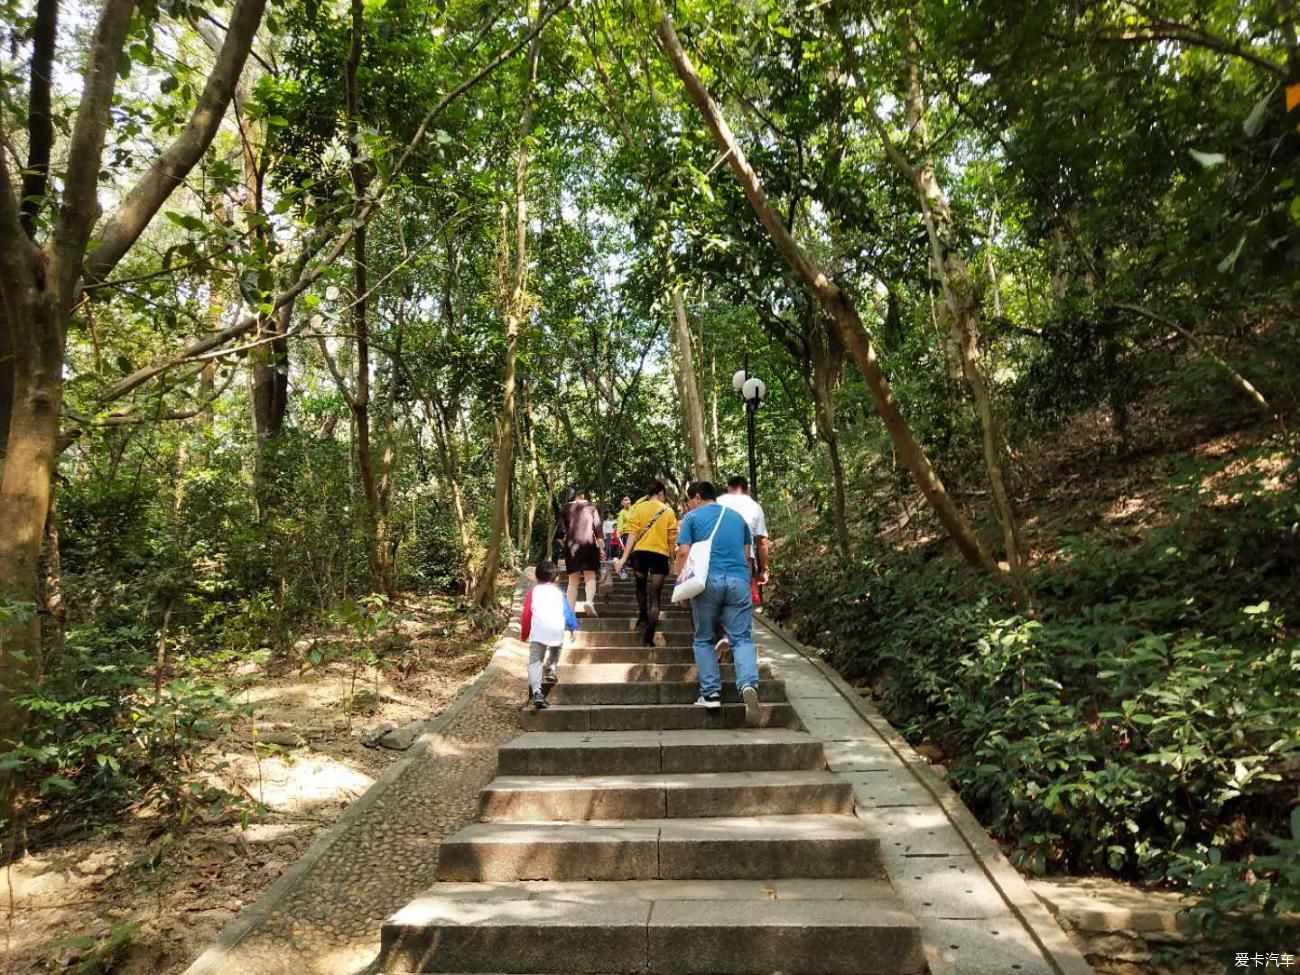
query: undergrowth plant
[{"left": 768, "top": 439, "right": 1300, "bottom": 932}]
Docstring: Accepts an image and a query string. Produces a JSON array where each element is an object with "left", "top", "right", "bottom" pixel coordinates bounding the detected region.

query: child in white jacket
[{"left": 520, "top": 561, "right": 579, "bottom": 709}]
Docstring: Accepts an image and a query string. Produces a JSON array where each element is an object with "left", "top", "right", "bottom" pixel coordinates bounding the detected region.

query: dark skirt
[{"left": 565, "top": 543, "right": 601, "bottom": 573}]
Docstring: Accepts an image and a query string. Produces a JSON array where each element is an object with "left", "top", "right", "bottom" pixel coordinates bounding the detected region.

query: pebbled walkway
[{"left": 183, "top": 642, "right": 531, "bottom": 975}]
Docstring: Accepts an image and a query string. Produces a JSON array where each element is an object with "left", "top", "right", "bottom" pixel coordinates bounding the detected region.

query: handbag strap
[
  {"left": 704, "top": 504, "right": 729, "bottom": 542},
  {"left": 627, "top": 503, "right": 669, "bottom": 555}
]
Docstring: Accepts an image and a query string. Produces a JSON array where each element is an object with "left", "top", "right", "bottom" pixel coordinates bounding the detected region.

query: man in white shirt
[{"left": 714, "top": 476, "right": 769, "bottom": 659}]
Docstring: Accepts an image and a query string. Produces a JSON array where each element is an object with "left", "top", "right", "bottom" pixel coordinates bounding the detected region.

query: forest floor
[{"left": 2, "top": 591, "right": 506, "bottom": 975}]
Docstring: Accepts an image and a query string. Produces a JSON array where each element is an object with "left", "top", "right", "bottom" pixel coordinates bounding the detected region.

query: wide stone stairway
[{"left": 378, "top": 573, "right": 927, "bottom": 974}]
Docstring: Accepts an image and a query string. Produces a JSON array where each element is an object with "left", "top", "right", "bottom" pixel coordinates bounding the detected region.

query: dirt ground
[{"left": 2, "top": 594, "right": 501, "bottom": 975}]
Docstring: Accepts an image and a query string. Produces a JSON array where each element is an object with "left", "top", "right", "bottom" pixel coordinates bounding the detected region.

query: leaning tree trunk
[
  {"left": 671, "top": 287, "right": 711, "bottom": 481},
  {"left": 901, "top": 37, "right": 1023, "bottom": 576},
  {"left": 474, "top": 0, "right": 542, "bottom": 607},
  {"left": 653, "top": 7, "right": 1004, "bottom": 578}
]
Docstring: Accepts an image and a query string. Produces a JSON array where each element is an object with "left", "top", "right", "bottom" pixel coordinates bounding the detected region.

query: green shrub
[{"left": 766, "top": 439, "right": 1300, "bottom": 926}]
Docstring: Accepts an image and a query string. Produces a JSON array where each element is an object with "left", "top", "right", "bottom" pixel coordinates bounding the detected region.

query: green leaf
[
  {"left": 53, "top": 935, "right": 98, "bottom": 950},
  {"left": 1218, "top": 234, "right": 1247, "bottom": 274},
  {"left": 1189, "top": 149, "right": 1226, "bottom": 168},
  {"left": 1243, "top": 88, "right": 1273, "bottom": 137},
  {"left": 39, "top": 774, "right": 77, "bottom": 795}
]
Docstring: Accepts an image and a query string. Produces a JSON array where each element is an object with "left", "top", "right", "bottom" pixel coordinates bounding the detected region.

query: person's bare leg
[
  {"left": 584, "top": 570, "right": 598, "bottom": 606},
  {"left": 567, "top": 569, "right": 581, "bottom": 610}
]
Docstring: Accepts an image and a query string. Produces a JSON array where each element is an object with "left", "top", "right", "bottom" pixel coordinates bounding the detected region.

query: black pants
[{"left": 630, "top": 551, "right": 670, "bottom": 646}]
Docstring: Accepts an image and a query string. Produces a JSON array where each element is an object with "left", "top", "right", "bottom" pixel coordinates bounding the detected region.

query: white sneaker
[
  {"left": 741, "top": 685, "right": 761, "bottom": 727},
  {"left": 694, "top": 692, "right": 722, "bottom": 710},
  {"left": 714, "top": 636, "right": 731, "bottom": 662}
]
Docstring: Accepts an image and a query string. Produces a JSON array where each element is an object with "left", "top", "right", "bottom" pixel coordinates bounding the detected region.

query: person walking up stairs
[
  {"left": 614, "top": 479, "right": 677, "bottom": 648},
  {"left": 519, "top": 560, "right": 579, "bottom": 710}
]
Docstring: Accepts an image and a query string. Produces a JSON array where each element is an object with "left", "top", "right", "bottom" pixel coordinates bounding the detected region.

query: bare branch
[{"left": 0, "top": 115, "right": 38, "bottom": 289}]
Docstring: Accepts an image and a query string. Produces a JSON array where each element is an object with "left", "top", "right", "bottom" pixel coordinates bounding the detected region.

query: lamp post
[{"left": 731, "top": 358, "right": 766, "bottom": 500}]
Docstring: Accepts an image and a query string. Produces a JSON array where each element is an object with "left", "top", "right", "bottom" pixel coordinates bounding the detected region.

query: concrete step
[
  {"left": 521, "top": 701, "right": 795, "bottom": 732},
  {"left": 479, "top": 770, "right": 852, "bottom": 821},
  {"left": 596, "top": 594, "right": 691, "bottom": 608},
  {"left": 579, "top": 618, "right": 694, "bottom": 633},
  {"left": 559, "top": 646, "right": 696, "bottom": 665},
  {"left": 587, "top": 605, "right": 693, "bottom": 618},
  {"left": 434, "top": 815, "right": 882, "bottom": 882},
  {"left": 497, "top": 730, "right": 825, "bottom": 776},
  {"left": 546, "top": 681, "right": 786, "bottom": 706},
  {"left": 380, "top": 880, "right": 924, "bottom": 974},
  {"left": 569, "top": 631, "right": 693, "bottom": 649},
  {"left": 555, "top": 663, "right": 773, "bottom": 683}
]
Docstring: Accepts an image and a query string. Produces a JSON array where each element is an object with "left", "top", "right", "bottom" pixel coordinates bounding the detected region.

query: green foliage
[
  {"left": 3, "top": 623, "right": 255, "bottom": 836},
  {"left": 53, "top": 921, "right": 143, "bottom": 975},
  {"left": 769, "top": 439, "right": 1300, "bottom": 924}
]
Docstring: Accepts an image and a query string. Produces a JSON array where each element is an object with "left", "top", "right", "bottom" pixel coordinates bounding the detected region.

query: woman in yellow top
[
  {"left": 614, "top": 495, "right": 634, "bottom": 579},
  {"left": 613, "top": 479, "right": 678, "bottom": 647}
]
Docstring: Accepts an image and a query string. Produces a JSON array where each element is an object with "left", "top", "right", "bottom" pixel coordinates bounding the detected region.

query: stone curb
[
  {"left": 182, "top": 577, "right": 529, "bottom": 975},
  {"left": 757, "top": 611, "right": 1095, "bottom": 975}
]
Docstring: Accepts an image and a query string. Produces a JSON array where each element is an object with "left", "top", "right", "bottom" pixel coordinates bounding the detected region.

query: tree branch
[
  {"left": 1091, "top": 19, "right": 1287, "bottom": 78},
  {"left": 51, "top": 0, "right": 136, "bottom": 302},
  {"left": 20, "top": 0, "right": 59, "bottom": 237},
  {"left": 1111, "top": 301, "right": 1275, "bottom": 417},
  {"left": 0, "top": 114, "right": 38, "bottom": 289},
  {"left": 94, "top": 4, "right": 568, "bottom": 406},
  {"left": 84, "top": 0, "right": 269, "bottom": 285}
]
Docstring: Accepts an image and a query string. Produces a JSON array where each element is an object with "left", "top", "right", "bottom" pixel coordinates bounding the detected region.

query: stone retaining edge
[
  {"left": 757, "top": 611, "right": 1095, "bottom": 975},
  {"left": 182, "top": 576, "right": 530, "bottom": 975}
]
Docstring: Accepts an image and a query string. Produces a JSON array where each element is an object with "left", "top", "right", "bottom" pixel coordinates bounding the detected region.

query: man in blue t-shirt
[{"left": 675, "top": 480, "right": 762, "bottom": 727}]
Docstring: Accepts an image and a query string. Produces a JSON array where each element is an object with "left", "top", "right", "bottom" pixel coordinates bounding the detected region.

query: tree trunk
[
  {"left": 671, "top": 287, "right": 711, "bottom": 481},
  {"left": 901, "top": 37, "right": 1023, "bottom": 576},
  {"left": 809, "top": 321, "right": 850, "bottom": 558},
  {"left": 0, "top": 0, "right": 266, "bottom": 756},
  {"left": 0, "top": 292, "right": 64, "bottom": 745},
  {"left": 654, "top": 7, "right": 1004, "bottom": 578},
  {"left": 343, "top": 0, "right": 389, "bottom": 593},
  {"left": 474, "top": 0, "right": 542, "bottom": 607},
  {"left": 985, "top": 199, "right": 1003, "bottom": 319}
]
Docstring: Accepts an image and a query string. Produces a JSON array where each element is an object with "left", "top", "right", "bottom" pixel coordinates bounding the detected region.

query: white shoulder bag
[{"left": 671, "top": 506, "right": 729, "bottom": 603}]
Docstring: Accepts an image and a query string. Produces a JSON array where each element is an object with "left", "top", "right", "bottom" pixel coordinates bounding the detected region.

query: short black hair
[
  {"left": 727, "top": 475, "right": 748, "bottom": 491},
  {"left": 645, "top": 479, "right": 666, "bottom": 497},
  {"left": 574, "top": 486, "right": 589, "bottom": 498},
  {"left": 535, "top": 560, "right": 556, "bottom": 583},
  {"left": 686, "top": 480, "right": 717, "bottom": 501}
]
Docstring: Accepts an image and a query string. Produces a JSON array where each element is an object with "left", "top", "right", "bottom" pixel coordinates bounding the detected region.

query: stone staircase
[{"left": 379, "top": 574, "right": 926, "bottom": 974}]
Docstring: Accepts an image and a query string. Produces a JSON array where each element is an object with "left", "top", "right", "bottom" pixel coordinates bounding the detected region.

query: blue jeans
[{"left": 691, "top": 571, "right": 759, "bottom": 696}]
